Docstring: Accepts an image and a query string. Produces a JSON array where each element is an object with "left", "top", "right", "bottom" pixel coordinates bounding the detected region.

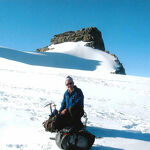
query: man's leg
[
  {"left": 69, "top": 105, "right": 84, "bottom": 130},
  {"left": 54, "top": 112, "right": 70, "bottom": 131}
]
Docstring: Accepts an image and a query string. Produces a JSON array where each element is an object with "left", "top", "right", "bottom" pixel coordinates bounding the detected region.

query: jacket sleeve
[
  {"left": 59, "top": 94, "right": 66, "bottom": 112},
  {"left": 71, "top": 89, "right": 84, "bottom": 108}
]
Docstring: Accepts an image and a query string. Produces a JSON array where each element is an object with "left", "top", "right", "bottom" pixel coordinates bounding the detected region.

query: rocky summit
[
  {"left": 36, "top": 27, "right": 105, "bottom": 52},
  {"left": 36, "top": 27, "right": 126, "bottom": 75},
  {"left": 50, "top": 27, "right": 105, "bottom": 50}
]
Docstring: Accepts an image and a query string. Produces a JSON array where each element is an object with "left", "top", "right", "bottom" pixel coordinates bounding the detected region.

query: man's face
[{"left": 65, "top": 80, "right": 74, "bottom": 90}]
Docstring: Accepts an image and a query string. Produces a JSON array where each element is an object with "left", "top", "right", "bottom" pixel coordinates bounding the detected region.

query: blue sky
[{"left": 0, "top": 0, "right": 150, "bottom": 77}]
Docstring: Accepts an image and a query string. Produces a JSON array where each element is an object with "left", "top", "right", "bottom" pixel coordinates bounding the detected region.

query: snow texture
[{"left": 0, "top": 42, "right": 150, "bottom": 150}]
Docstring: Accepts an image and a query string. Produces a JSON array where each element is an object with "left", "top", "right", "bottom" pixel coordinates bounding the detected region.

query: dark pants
[{"left": 54, "top": 105, "right": 84, "bottom": 131}]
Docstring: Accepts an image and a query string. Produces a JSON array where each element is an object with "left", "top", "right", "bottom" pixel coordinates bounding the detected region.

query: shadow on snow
[
  {"left": 87, "top": 126, "right": 150, "bottom": 150},
  {"left": 92, "top": 145, "right": 123, "bottom": 150},
  {"left": 0, "top": 48, "right": 100, "bottom": 71},
  {"left": 87, "top": 126, "right": 150, "bottom": 142}
]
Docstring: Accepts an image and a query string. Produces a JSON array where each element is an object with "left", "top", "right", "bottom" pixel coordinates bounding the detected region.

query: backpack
[
  {"left": 43, "top": 115, "right": 58, "bottom": 132},
  {"left": 55, "top": 128, "right": 95, "bottom": 150}
]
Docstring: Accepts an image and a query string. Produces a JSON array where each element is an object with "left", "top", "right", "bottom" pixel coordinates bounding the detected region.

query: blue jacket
[{"left": 59, "top": 86, "right": 84, "bottom": 112}]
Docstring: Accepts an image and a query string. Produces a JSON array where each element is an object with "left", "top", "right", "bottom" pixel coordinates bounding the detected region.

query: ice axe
[
  {"left": 44, "top": 103, "right": 53, "bottom": 115},
  {"left": 53, "top": 104, "right": 57, "bottom": 110}
]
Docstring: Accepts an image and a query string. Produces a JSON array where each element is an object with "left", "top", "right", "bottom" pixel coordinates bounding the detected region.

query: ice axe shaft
[{"left": 53, "top": 104, "right": 56, "bottom": 110}]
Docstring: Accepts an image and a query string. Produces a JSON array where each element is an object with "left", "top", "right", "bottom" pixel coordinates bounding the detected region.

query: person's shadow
[{"left": 87, "top": 126, "right": 150, "bottom": 150}]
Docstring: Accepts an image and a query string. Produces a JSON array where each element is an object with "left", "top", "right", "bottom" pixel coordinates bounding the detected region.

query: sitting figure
[{"left": 54, "top": 76, "right": 84, "bottom": 131}]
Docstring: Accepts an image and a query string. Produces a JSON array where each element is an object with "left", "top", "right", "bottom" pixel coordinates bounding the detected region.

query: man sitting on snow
[{"left": 54, "top": 76, "right": 84, "bottom": 131}]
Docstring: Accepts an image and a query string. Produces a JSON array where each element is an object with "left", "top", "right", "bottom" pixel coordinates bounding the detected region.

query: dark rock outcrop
[
  {"left": 50, "top": 27, "right": 105, "bottom": 50},
  {"left": 114, "top": 59, "right": 126, "bottom": 75},
  {"left": 36, "top": 27, "right": 105, "bottom": 52},
  {"left": 36, "top": 46, "right": 49, "bottom": 52}
]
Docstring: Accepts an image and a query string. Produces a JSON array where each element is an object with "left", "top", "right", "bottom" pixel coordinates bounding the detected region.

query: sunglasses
[{"left": 66, "top": 82, "right": 73, "bottom": 86}]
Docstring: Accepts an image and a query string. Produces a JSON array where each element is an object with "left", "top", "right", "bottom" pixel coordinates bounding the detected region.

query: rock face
[
  {"left": 36, "top": 27, "right": 105, "bottom": 52},
  {"left": 50, "top": 27, "right": 105, "bottom": 50},
  {"left": 114, "top": 56, "right": 126, "bottom": 75},
  {"left": 36, "top": 46, "right": 49, "bottom": 52}
]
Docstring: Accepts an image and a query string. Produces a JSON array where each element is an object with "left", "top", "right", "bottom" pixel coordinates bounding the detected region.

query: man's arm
[
  {"left": 59, "top": 94, "right": 66, "bottom": 112},
  {"left": 71, "top": 89, "right": 84, "bottom": 108}
]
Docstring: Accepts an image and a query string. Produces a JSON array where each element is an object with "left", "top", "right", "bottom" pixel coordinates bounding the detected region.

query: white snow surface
[
  {"left": 0, "top": 44, "right": 150, "bottom": 150},
  {"left": 48, "top": 41, "right": 119, "bottom": 73}
]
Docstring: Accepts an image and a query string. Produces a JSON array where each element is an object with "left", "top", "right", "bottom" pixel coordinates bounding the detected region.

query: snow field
[{"left": 0, "top": 44, "right": 150, "bottom": 149}]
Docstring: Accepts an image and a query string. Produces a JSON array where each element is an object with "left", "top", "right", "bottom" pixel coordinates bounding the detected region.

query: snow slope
[
  {"left": 0, "top": 45, "right": 150, "bottom": 150},
  {"left": 0, "top": 41, "right": 121, "bottom": 73},
  {"left": 48, "top": 41, "right": 120, "bottom": 73}
]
